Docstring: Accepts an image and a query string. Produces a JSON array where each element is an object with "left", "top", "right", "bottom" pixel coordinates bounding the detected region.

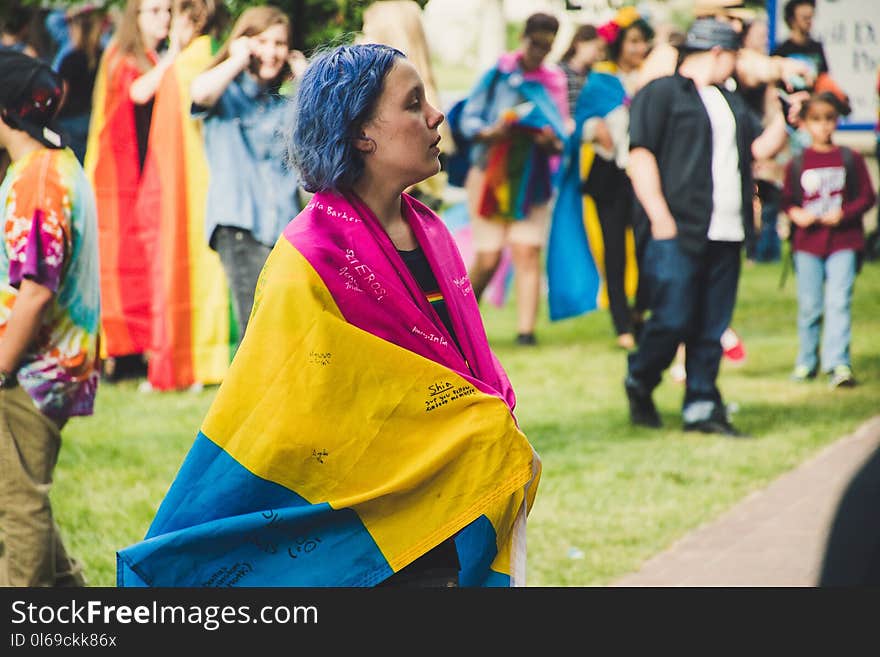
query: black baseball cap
[
  {"left": 683, "top": 17, "right": 742, "bottom": 52},
  {"left": 0, "top": 50, "right": 66, "bottom": 149}
]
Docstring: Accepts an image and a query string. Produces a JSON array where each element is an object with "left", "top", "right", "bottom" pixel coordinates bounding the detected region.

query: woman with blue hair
[{"left": 116, "top": 43, "right": 541, "bottom": 589}]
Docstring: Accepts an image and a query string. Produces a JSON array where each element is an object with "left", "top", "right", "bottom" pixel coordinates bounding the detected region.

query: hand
[
  {"left": 287, "top": 49, "right": 308, "bottom": 78},
  {"left": 593, "top": 118, "right": 613, "bottom": 152},
  {"left": 779, "top": 57, "right": 815, "bottom": 92},
  {"left": 168, "top": 14, "right": 195, "bottom": 55},
  {"left": 534, "top": 126, "right": 562, "bottom": 153},
  {"left": 783, "top": 90, "right": 810, "bottom": 125},
  {"left": 229, "top": 36, "right": 254, "bottom": 68},
  {"left": 788, "top": 206, "right": 817, "bottom": 228},
  {"left": 480, "top": 119, "right": 511, "bottom": 143},
  {"left": 651, "top": 218, "right": 677, "bottom": 240},
  {"left": 820, "top": 207, "right": 843, "bottom": 226}
]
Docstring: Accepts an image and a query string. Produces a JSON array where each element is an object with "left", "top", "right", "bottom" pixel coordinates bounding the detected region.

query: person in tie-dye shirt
[{"left": 0, "top": 51, "right": 100, "bottom": 586}]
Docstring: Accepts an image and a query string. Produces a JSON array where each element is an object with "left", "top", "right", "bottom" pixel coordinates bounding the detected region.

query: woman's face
[
  {"left": 249, "top": 23, "right": 289, "bottom": 81},
  {"left": 574, "top": 38, "right": 605, "bottom": 67},
  {"left": 520, "top": 30, "right": 555, "bottom": 71},
  {"left": 137, "top": 0, "right": 171, "bottom": 49},
  {"left": 618, "top": 26, "right": 650, "bottom": 70},
  {"left": 360, "top": 59, "right": 444, "bottom": 189}
]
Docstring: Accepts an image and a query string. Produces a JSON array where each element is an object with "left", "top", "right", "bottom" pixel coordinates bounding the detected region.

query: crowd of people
[
  {"left": 0, "top": 0, "right": 877, "bottom": 588},
  {"left": 451, "top": 0, "right": 875, "bottom": 438}
]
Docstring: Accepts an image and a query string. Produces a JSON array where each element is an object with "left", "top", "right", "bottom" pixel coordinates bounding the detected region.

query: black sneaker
[
  {"left": 683, "top": 412, "right": 750, "bottom": 438},
  {"left": 624, "top": 377, "right": 661, "bottom": 428},
  {"left": 516, "top": 333, "right": 537, "bottom": 346}
]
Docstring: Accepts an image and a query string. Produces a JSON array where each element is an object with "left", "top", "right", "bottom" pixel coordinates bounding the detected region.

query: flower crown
[{"left": 597, "top": 6, "right": 642, "bottom": 45}]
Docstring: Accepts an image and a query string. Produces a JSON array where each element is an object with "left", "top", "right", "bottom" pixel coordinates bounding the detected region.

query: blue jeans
[
  {"left": 754, "top": 182, "right": 781, "bottom": 262},
  {"left": 627, "top": 239, "right": 741, "bottom": 422},
  {"left": 793, "top": 249, "right": 856, "bottom": 374}
]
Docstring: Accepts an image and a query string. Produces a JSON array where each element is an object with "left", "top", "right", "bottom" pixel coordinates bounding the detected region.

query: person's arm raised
[
  {"left": 751, "top": 86, "right": 788, "bottom": 161},
  {"left": 129, "top": 13, "right": 189, "bottom": 105},
  {"left": 190, "top": 37, "right": 254, "bottom": 108}
]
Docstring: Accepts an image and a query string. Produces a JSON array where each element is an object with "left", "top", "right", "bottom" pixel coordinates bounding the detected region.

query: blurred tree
[{"left": 10, "top": 0, "right": 428, "bottom": 53}]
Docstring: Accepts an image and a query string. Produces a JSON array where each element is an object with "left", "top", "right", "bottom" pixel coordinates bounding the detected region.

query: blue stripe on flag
[
  {"left": 455, "top": 515, "right": 510, "bottom": 587},
  {"left": 117, "top": 433, "right": 393, "bottom": 586}
]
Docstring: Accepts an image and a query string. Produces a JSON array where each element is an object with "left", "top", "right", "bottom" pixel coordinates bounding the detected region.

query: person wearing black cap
[
  {"left": 622, "top": 17, "right": 787, "bottom": 436},
  {"left": 0, "top": 51, "right": 101, "bottom": 586}
]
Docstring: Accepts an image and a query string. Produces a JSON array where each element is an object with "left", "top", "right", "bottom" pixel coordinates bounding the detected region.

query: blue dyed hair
[{"left": 289, "top": 43, "right": 404, "bottom": 193}]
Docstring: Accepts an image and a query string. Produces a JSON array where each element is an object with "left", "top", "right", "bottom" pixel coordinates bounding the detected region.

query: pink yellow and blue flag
[{"left": 117, "top": 191, "right": 540, "bottom": 587}]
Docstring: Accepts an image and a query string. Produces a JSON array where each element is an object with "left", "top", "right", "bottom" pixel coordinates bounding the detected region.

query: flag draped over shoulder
[
  {"left": 84, "top": 43, "right": 155, "bottom": 358},
  {"left": 478, "top": 67, "right": 568, "bottom": 223},
  {"left": 136, "top": 35, "right": 234, "bottom": 391},
  {"left": 117, "top": 191, "right": 541, "bottom": 587},
  {"left": 546, "top": 64, "right": 639, "bottom": 321}
]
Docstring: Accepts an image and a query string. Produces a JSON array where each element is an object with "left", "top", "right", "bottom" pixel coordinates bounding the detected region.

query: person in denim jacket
[{"left": 190, "top": 6, "right": 305, "bottom": 346}]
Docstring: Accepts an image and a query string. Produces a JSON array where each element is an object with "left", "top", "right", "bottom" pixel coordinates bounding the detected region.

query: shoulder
[
  {"left": 633, "top": 74, "right": 682, "bottom": 102},
  {"left": 13, "top": 150, "right": 65, "bottom": 192},
  {"left": 541, "top": 61, "right": 567, "bottom": 81},
  {"left": 771, "top": 40, "right": 793, "bottom": 55}
]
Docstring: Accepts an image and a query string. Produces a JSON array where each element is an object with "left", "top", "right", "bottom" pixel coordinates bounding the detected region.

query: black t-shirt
[
  {"left": 57, "top": 49, "right": 101, "bottom": 118},
  {"left": 134, "top": 100, "right": 153, "bottom": 173},
  {"left": 398, "top": 246, "right": 457, "bottom": 345},
  {"left": 628, "top": 73, "right": 763, "bottom": 255},
  {"left": 771, "top": 38, "right": 830, "bottom": 77}
]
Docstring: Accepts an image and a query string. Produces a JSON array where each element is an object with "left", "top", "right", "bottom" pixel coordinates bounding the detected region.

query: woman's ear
[{"left": 353, "top": 132, "right": 376, "bottom": 154}]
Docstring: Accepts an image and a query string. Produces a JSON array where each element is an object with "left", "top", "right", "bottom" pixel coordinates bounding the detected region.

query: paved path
[{"left": 612, "top": 415, "right": 880, "bottom": 587}]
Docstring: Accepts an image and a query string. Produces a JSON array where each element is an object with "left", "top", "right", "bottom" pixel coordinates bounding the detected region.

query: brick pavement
[{"left": 612, "top": 415, "right": 880, "bottom": 587}]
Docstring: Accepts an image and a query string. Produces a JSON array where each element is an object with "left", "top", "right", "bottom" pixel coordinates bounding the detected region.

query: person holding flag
[
  {"left": 134, "top": 0, "right": 232, "bottom": 392},
  {"left": 84, "top": 0, "right": 177, "bottom": 379},
  {"left": 117, "top": 43, "right": 541, "bottom": 588},
  {"left": 457, "top": 12, "right": 569, "bottom": 346},
  {"left": 546, "top": 6, "right": 653, "bottom": 349}
]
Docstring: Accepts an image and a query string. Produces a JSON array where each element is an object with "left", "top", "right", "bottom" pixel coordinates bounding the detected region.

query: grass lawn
[{"left": 55, "top": 257, "right": 880, "bottom": 586}]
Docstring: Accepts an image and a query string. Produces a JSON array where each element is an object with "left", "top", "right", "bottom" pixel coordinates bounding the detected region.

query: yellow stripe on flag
[{"left": 201, "top": 239, "right": 536, "bottom": 573}]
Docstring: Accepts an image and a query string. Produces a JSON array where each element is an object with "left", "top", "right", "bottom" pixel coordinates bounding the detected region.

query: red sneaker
[{"left": 721, "top": 328, "right": 746, "bottom": 364}]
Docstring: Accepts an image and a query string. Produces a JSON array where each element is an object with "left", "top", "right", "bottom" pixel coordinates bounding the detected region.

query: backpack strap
[
  {"left": 839, "top": 145, "right": 858, "bottom": 201},
  {"left": 788, "top": 152, "right": 805, "bottom": 208}
]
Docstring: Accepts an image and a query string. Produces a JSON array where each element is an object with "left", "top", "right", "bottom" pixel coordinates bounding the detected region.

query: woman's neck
[
  {"left": 2, "top": 131, "right": 42, "bottom": 162},
  {"left": 350, "top": 173, "right": 417, "bottom": 250},
  {"left": 566, "top": 57, "right": 589, "bottom": 74},
  {"left": 790, "top": 29, "right": 809, "bottom": 45}
]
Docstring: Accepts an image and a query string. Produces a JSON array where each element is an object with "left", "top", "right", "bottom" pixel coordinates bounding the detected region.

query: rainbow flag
[
  {"left": 117, "top": 191, "right": 541, "bottom": 587},
  {"left": 136, "top": 36, "right": 235, "bottom": 390},
  {"left": 84, "top": 43, "right": 156, "bottom": 357},
  {"left": 546, "top": 65, "right": 638, "bottom": 321},
  {"left": 478, "top": 81, "right": 567, "bottom": 223}
]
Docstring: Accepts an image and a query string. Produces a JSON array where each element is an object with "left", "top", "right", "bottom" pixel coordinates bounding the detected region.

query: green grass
[{"left": 55, "top": 259, "right": 880, "bottom": 586}]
